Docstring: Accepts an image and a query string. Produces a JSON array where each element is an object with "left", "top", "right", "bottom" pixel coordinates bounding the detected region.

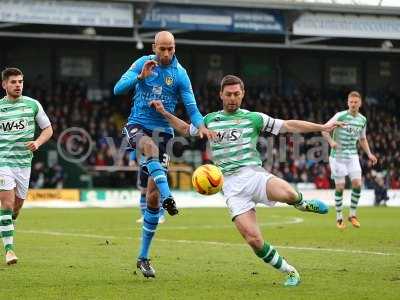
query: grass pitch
[{"left": 2, "top": 207, "right": 399, "bottom": 300}]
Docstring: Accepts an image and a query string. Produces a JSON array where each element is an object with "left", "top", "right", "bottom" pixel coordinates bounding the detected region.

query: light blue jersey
[{"left": 114, "top": 55, "right": 203, "bottom": 134}]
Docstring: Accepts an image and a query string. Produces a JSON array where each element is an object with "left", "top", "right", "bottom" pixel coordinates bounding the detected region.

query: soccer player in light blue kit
[{"left": 114, "top": 31, "right": 212, "bottom": 277}]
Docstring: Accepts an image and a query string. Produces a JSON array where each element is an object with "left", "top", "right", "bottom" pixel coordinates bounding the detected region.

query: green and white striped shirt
[
  {"left": 191, "top": 109, "right": 283, "bottom": 174},
  {"left": 329, "top": 110, "right": 367, "bottom": 159},
  {"left": 0, "top": 96, "right": 51, "bottom": 168}
]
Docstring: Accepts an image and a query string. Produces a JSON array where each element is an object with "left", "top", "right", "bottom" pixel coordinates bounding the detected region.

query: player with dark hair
[
  {"left": 0, "top": 67, "right": 53, "bottom": 265},
  {"left": 150, "top": 75, "right": 343, "bottom": 286}
]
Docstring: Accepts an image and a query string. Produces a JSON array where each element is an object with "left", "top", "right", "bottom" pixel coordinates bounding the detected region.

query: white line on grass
[
  {"left": 19, "top": 229, "right": 396, "bottom": 257},
  {"left": 154, "top": 217, "right": 304, "bottom": 230}
]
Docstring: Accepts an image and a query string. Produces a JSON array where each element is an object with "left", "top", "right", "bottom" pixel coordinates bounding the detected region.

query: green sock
[
  {"left": 0, "top": 209, "right": 14, "bottom": 252},
  {"left": 293, "top": 192, "right": 303, "bottom": 205},
  {"left": 293, "top": 192, "right": 308, "bottom": 211},
  {"left": 350, "top": 188, "right": 361, "bottom": 217},
  {"left": 335, "top": 190, "right": 343, "bottom": 220},
  {"left": 255, "top": 242, "right": 294, "bottom": 273}
]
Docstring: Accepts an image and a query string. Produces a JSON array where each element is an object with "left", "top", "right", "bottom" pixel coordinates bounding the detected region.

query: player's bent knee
[
  {"left": 245, "top": 234, "right": 264, "bottom": 249},
  {"left": 352, "top": 181, "right": 361, "bottom": 189},
  {"left": 0, "top": 190, "right": 15, "bottom": 209},
  {"left": 335, "top": 185, "right": 345, "bottom": 192}
]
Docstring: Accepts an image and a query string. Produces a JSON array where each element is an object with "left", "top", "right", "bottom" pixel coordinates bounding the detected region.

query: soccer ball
[{"left": 192, "top": 164, "right": 224, "bottom": 195}]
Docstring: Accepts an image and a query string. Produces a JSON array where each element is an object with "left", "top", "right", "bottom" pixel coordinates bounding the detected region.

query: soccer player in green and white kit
[
  {"left": 0, "top": 68, "right": 53, "bottom": 264},
  {"left": 322, "top": 91, "right": 377, "bottom": 230},
  {"left": 150, "top": 75, "right": 342, "bottom": 287}
]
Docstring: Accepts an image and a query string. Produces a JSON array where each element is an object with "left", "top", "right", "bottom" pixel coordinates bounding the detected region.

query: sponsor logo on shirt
[
  {"left": 215, "top": 128, "right": 244, "bottom": 144},
  {"left": 0, "top": 118, "right": 28, "bottom": 132},
  {"left": 345, "top": 125, "right": 362, "bottom": 136}
]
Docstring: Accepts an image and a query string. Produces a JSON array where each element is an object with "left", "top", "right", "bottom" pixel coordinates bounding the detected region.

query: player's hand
[
  {"left": 26, "top": 141, "right": 40, "bottom": 152},
  {"left": 198, "top": 126, "right": 216, "bottom": 140},
  {"left": 322, "top": 121, "right": 345, "bottom": 132},
  {"left": 329, "top": 141, "right": 338, "bottom": 149},
  {"left": 138, "top": 60, "right": 158, "bottom": 80},
  {"left": 149, "top": 100, "right": 166, "bottom": 115},
  {"left": 368, "top": 153, "right": 378, "bottom": 165}
]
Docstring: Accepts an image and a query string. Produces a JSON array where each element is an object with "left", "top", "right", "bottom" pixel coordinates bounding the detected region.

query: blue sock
[
  {"left": 139, "top": 193, "right": 146, "bottom": 216},
  {"left": 146, "top": 158, "right": 171, "bottom": 201},
  {"left": 138, "top": 207, "right": 160, "bottom": 259}
]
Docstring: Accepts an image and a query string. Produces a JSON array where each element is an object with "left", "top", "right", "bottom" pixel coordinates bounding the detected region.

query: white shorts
[
  {"left": 0, "top": 167, "right": 31, "bottom": 199},
  {"left": 222, "top": 166, "right": 276, "bottom": 219},
  {"left": 329, "top": 156, "right": 362, "bottom": 183}
]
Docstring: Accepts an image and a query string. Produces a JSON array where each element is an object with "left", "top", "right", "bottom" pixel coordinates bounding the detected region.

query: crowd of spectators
[{"left": 18, "top": 78, "right": 400, "bottom": 190}]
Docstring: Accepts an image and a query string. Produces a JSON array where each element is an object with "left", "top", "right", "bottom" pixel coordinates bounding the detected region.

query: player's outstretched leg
[
  {"left": 266, "top": 177, "right": 328, "bottom": 214},
  {"left": 0, "top": 209, "right": 17, "bottom": 265},
  {"left": 137, "top": 206, "right": 159, "bottom": 278},
  {"left": 145, "top": 158, "right": 178, "bottom": 216}
]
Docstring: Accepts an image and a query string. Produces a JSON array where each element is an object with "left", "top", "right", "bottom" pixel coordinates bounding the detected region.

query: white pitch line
[
  {"left": 151, "top": 217, "right": 304, "bottom": 230},
  {"left": 18, "top": 229, "right": 396, "bottom": 257}
]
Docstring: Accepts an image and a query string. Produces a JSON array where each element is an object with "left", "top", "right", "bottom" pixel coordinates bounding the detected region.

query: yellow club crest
[{"left": 165, "top": 76, "right": 173, "bottom": 86}]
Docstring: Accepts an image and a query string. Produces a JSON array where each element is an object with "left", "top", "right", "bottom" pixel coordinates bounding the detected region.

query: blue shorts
[{"left": 123, "top": 123, "right": 172, "bottom": 171}]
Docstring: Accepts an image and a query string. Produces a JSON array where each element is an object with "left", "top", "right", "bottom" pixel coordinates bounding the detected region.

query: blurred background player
[
  {"left": 150, "top": 75, "right": 343, "bottom": 286},
  {"left": 114, "top": 31, "right": 213, "bottom": 277},
  {"left": 322, "top": 91, "right": 377, "bottom": 229},
  {"left": 0, "top": 67, "right": 53, "bottom": 265},
  {"left": 129, "top": 150, "right": 165, "bottom": 224}
]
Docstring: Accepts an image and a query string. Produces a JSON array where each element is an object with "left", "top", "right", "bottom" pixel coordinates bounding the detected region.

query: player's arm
[
  {"left": 26, "top": 102, "right": 53, "bottom": 152},
  {"left": 178, "top": 70, "right": 214, "bottom": 139},
  {"left": 321, "top": 113, "right": 340, "bottom": 149},
  {"left": 258, "top": 113, "right": 342, "bottom": 135},
  {"left": 27, "top": 126, "right": 53, "bottom": 152},
  {"left": 114, "top": 56, "right": 155, "bottom": 95},
  {"left": 150, "top": 100, "right": 191, "bottom": 136},
  {"left": 280, "top": 120, "right": 342, "bottom": 134},
  {"left": 359, "top": 126, "right": 378, "bottom": 165}
]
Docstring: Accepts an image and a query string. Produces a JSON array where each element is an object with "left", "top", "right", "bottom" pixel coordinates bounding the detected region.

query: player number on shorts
[{"left": 161, "top": 153, "right": 170, "bottom": 168}]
